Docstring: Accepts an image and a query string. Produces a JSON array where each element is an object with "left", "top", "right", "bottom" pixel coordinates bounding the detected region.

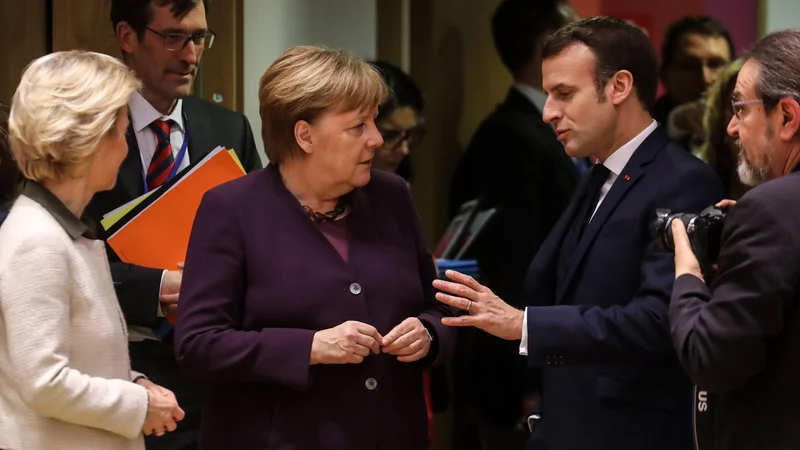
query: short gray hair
[
  {"left": 9, "top": 50, "right": 141, "bottom": 182},
  {"left": 744, "top": 29, "right": 800, "bottom": 114}
]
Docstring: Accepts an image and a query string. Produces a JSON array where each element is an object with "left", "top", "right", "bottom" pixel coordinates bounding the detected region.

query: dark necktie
[
  {"left": 557, "top": 163, "right": 610, "bottom": 282},
  {"left": 146, "top": 119, "right": 175, "bottom": 191}
]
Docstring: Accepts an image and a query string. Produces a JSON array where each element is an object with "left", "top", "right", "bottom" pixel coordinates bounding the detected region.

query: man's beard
[{"left": 736, "top": 136, "right": 772, "bottom": 187}]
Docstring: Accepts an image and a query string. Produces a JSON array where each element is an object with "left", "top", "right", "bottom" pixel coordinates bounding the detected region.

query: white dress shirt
[
  {"left": 519, "top": 119, "right": 658, "bottom": 355},
  {"left": 129, "top": 92, "right": 190, "bottom": 179},
  {"left": 127, "top": 93, "right": 190, "bottom": 341}
]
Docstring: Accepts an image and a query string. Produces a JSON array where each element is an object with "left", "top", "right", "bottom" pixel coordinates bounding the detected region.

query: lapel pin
[{"left": 624, "top": 175, "right": 630, "bottom": 181}]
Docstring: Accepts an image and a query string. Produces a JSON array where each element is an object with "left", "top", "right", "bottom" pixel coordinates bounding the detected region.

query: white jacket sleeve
[{"left": 0, "top": 236, "right": 148, "bottom": 439}]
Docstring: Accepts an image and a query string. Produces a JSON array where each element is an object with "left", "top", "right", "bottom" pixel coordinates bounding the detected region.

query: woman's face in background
[{"left": 374, "top": 106, "right": 425, "bottom": 173}]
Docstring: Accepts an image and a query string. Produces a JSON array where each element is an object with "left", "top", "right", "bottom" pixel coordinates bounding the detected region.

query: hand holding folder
[{"left": 104, "top": 147, "right": 247, "bottom": 325}]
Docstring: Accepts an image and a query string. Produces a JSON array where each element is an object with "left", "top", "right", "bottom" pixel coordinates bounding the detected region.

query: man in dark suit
[
  {"left": 84, "top": 1, "right": 261, "bottom": 449},
  {"left": 435, "top": 17, "right": 723, "bottom": 450},
  {"left": 670, "top": 30, "right": 800, "bottom": 450},
  {"left": 447, "top": 3, "right": 580, "bottom": 446}
]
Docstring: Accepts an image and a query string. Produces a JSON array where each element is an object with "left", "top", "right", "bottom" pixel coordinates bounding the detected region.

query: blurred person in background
[
  {"left": 0, "top": 50, "right": 183, "bottom": 450},
  {"left": 174, "top": 45, "right": 456, "bottom": 450},
  {"left": 447, "top": 1, "right": 580, "bottom": 448},
  {"left": 0, "top": 102, "right": 21, "bottom": 225},
  {"left": 696, "top": 58, "right": 749, "bottom": 199},
  {"left": 653, "top": 16, "right": 734, "bottom": 151},
  {"left": 370, "top": 60, "right": 426, "bottom": 182}
]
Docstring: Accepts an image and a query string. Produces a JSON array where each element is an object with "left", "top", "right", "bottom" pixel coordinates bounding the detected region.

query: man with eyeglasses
[
  {"left": 669, "top": 29, "right": 800, "bottom": 450},
  {"left": 84, "top": 1, "right": 262, "bottom": 449}
]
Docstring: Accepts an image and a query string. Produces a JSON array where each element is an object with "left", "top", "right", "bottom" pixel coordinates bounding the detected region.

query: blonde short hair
[
  {"left": 258, "top": 45, "right": 389, "bottom": 164},
  {"left": 9, "top": 50, "right": 141, "bottom": 182}
]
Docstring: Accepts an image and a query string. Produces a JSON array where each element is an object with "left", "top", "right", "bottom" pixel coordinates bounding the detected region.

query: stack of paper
[{"left": 104, "top": 147, "right": 246, "bottom": 314}]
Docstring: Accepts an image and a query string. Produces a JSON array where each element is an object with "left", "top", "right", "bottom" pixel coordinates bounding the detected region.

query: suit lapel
[
  {"left": 119, "top": 122, "right": 145, "bottom": 200},
  {"left": 183, "top": 97, "right": 215, "bottom": 164},
  {"left": 554, "top": 127, "right": 667, "bottom": 304}
]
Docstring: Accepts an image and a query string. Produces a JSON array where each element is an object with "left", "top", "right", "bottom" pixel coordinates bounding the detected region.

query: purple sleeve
[{"left": 173, "top": 188, "right": 315, "bottom": 392}]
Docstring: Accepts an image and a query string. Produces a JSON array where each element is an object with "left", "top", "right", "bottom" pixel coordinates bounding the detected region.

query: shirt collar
[
  {"left": 21, "top": 181, "right": 97, "bottom": 240},
  {"left": 601, "top": 120, "right": 658, "bottom": 176},
  {"left": 513, "top": 83, "right": 548, "bottom": 113},
  {"left": 129, "top": 92, "right": 184, "bottom": 133}
]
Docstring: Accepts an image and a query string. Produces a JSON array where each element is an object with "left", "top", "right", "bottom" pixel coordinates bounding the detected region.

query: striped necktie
[{"left": 146, "top": 119, "right": 175, "bottom": 191}]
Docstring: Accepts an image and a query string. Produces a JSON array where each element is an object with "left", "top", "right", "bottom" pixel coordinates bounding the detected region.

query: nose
[
  {"left": 398, "top": 140, "right": 410, "bottom": 156},
  {"left": 727, "top": 114, "right": 739, "bottom": 138},
  {"left": 703, "top": 65, "right": 716, "bottom": 87},
  {"left": 369, "top": 123, "right": 384, "bottom": 149},
  {"left": 178, "top": 41, "right": 199, "bottom": 66},
  {"left": 542, "top": 97, "right": 560, "bottom": 124}
]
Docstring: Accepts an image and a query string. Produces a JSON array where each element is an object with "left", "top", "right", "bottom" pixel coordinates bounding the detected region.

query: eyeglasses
[
  {"left": 379, "top": 127, "right": 426, "bottom": 150},
  {"left": 731, "top": 99, "right": 763, "bottom": 120},
  {"left": 146, "top": 27, "right": 216, "bottom": 51}
]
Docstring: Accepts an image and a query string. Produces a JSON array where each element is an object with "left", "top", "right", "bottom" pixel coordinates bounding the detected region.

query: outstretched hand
[{"left": 432, "top": 270, "right": 524, "bottom": 341}]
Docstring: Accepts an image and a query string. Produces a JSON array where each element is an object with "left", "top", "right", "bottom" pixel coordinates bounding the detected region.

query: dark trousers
[{"left": 130, "top": 338, "right": 206, "bottom": 450}]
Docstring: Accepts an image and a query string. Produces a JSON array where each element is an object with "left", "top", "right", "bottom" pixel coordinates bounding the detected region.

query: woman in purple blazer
[{"left": 174, "top": 45, "right": 456, "bottom": 450}]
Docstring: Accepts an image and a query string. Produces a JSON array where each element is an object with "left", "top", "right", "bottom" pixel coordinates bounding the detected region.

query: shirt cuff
[
  {"left": 519, "top": 307, "right": 529, "bottom": 356},
  {"left": 157, "top": 270, "right": 166, "bottom": 318}
]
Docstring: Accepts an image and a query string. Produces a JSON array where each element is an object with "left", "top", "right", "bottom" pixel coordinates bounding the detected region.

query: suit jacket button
[
  {"left": 349, "top": 283, "right": 362, "bottom": 295},
  {"left": 365, "top": 377, "right": 378, "bottom": 390}
]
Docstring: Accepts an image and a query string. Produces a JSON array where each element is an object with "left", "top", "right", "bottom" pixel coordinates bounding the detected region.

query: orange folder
[{"left": 107, "top": 147, "right": 245, "bottom": 282}]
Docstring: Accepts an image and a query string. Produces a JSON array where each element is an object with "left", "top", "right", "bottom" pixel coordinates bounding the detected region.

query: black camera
[{"left": 650, "top": 205, "right": 727, "bottom": 275}]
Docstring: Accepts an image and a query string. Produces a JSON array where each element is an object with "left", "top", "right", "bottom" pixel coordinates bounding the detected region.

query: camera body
[{"left": 650, "top": 205, "right": 727, "bottom": 275}]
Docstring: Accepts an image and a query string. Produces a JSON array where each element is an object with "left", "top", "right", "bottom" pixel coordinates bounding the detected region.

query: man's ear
[
  {"left": 776, "top": 97, "right": 800, "bottom": 142},
  {"left": 116, "top": 22, "right": 138, "bottom": 54},
  {"left": 294, "top": 120, "right": 314, "bottom": 155},
  {"left": 608, "top": 70, "right": 634, "bottom": 106}
]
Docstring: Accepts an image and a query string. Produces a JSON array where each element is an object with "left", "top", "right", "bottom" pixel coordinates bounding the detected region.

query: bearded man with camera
[{"left": 669, "top": 29, "right": 800, "bottom": 450}]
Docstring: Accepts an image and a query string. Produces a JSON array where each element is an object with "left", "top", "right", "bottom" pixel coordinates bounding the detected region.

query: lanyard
[{"left": 143, "top": 116, "right": 189, "bottom": 194}]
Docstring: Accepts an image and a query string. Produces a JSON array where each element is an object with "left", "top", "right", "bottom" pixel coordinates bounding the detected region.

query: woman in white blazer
[{"left": 0, "top": 51, "right": 184, "bottom": 450}]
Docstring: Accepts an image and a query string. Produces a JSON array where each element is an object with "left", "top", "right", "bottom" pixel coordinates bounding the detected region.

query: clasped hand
[
  {"left": 310, "top": 318, "right": 431, "bottom": 365},
  {"left": 136, "top": 379, "right": 184, "bottom": 437}
]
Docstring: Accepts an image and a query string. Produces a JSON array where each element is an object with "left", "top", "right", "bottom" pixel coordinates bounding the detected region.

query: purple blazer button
[
  {"left": 365, "top": 377, "right": 378, "bottom": 390},
  {"left": 349, "top": 283, "right": 362, "bottom": 295}
]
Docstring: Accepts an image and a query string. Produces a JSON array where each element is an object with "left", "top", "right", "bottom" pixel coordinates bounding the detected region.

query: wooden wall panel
[
  {"left": 0, "top": 0, "right": 48, "bottom": 103},
  {"left": 199, "top": 0, "right": 244, "bottom": 112},
  {"left": 52, "top": 0, "right": 118, "bottom": 56},
  {"left": 377, "top": 0, "right": 404, "bottom": 68},
  {"left": 400, "top": 0, "right": 509, "bottom": 246}
]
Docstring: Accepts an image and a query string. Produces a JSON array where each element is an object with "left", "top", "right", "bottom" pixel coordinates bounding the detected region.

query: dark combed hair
[
  {"left": 542, "top": 16, "right": 660, "bottom": 110},
  {"left": 491, "top": 0, "right": 569, "bottom": 73},
  {"left": 743, "top": 29, "right": 800, "bottom": 115},
  {"left": 110, "top": 0, "right": 210, "bottom": 37},
  {"left": 369, "top": 61, "right": 425, "bottom": 120},
  {"left": 0, "top": 102, "right": 22, "bottom": 208},
  {"left": 661, "top": 15, "right": 735, "bottom": 70}
]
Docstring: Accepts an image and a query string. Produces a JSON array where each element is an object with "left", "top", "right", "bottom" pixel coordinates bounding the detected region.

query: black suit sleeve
[
  {"left": 240, "top": 114, "right": 263, "bottom": 173},
  {"left": 670, "top": 196, "right": 798, "bottom": 392},
  {"left": 107, "top": 250, "right": 163, "bottom": 328}
]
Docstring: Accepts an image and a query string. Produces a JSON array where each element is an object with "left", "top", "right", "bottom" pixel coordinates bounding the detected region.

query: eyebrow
[
  {"left": 731, "top": 90, "right": 742, "bottom": 101},
  {"left": 547, "top": 83, "right": 573, "bottom": 92}
]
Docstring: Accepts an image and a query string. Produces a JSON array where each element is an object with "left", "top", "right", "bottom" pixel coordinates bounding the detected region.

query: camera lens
[{"left": 651, "top": 209, "right": 697, "bottom": 252}]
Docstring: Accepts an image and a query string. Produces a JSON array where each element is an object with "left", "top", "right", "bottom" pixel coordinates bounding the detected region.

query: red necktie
[{"left": 146, "top": 119, "right": 175, "bottom": 191}]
